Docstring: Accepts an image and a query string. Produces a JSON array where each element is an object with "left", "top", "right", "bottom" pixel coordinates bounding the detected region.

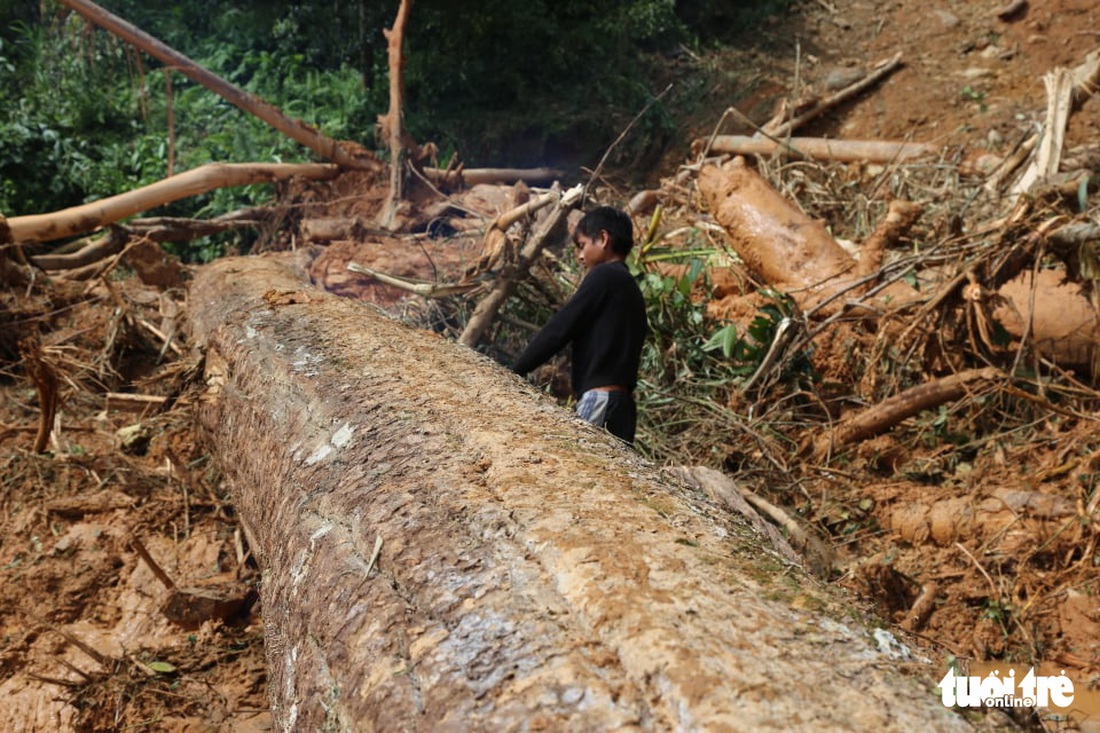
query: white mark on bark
[
  {"left": 304, "top": 423, "right": 355, "bottom": 465},
  {"left": 331, "top": 422, "right": 355, "bottom": 448},
  {"left": 290, "top": 345, "right": 320, "bottom": 376},
  {"left": 305, "top": 443, "right": 333, "bottom": 465},
  {"left": 290, "top": 524, "right": 334, "bottom": 589},
  {"left": 283, "top": 644, "right": 299, "bottom": 731}
]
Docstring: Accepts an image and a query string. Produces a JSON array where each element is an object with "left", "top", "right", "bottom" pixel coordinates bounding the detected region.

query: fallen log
[
  {"left": 422, "top": 166, "right": 566, "bottom": 188},
  {"left": 698, "top": 158, "right": 920, "bottom": 313},
  {"left": 5, "top": 162, "right": 338, "bottom": 244},
  {"left": 812, "top": 367, "right": 1004, "bottom": 460},
  {"left": 696, "top": 135, "right": 937, "bottom": 164},
  {"left": 188, "top": 253, "right": 969, "bottom": 732}
]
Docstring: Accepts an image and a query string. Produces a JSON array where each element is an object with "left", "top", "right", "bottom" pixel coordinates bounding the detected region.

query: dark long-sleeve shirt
[{"left": 512, "top": 261, "right": 647, "bottom": 396}]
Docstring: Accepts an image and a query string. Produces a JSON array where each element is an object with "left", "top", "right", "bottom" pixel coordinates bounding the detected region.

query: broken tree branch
[
  {"left": 666, "top": 466, "right": 804, "bottom": 569},
  {"left": 19, "top": 338, "right": 60, "bottom": 454},
  {"left": 1010, "top": 48, "right": 1100, "bottom": 195},
  {"left": 346, "top": 261, "right": 483, "bottom": 298},
  {"left": 465, "top": 187, "right": 570, "bottom": 279},
  {"left": 6, "top": 162, "right": 337, "bottom": 244},
  {"left": 812, "top": 367, "right": 1004, "bottom": 459},
  {"left": 29, "top": 226, "right": 129, "bottom": 270},
  {"left": 762, "top": 52, "right": 905, "bottom": 138},
  {"left": 458, "top": 184, "right": 584, "bottom": 348},
  {"left": 857, "top": 200, "right": 924, "bottom": 277}
]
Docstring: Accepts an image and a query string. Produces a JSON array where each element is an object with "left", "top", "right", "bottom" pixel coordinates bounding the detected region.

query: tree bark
[
  {"left": 188, "top": 253, "right": 970, "bottom": 733},
  {"left": 5, "top": 162, "right": 337, "bottom": 244},
  {"left": 57, "top": 0, "right": 380, "bottom": 172}
]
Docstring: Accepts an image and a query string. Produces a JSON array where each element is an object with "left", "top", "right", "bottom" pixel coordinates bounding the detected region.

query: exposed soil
[{"left": 2, "top": 1, "right": 1099, "bottom": 731}]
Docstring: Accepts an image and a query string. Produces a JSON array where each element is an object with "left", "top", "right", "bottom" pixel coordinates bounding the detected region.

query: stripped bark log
[
  {"left": 188, "top": 253, "right": 970, "bottom": 732},
  {"left": 697, "top": 158, "right": 920, "bottom": 314},
  {"left": 57, "top": 0, "right": 379, "bottom": 172},
  {"left": 5, "top": 163, "right": 337, "bottom": 244},
  {"left": 697, "top": 136, "right": 937, "bottom": 164},
  {"left": 698, "top": 159, "right": 1100, "bottom": 369},
  {"left": 812, "top": 367, "right": 1004, "bottom": 460}
]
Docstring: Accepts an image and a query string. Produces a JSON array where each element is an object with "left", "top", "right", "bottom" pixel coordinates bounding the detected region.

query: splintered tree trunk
[
  {"left": 188, "top": 254, "right": 969, "bottom": 732},
  {"left": 379, "top": 0, "right": 414, "bottom": 229}
]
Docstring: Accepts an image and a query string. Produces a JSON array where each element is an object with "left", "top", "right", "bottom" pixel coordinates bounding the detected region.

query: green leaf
[
  {"left": 702, "top": 324, "right": 739, "bottom": 358},
  {"left": 148, "top": 661, "right": 178, "bottom": 674}
]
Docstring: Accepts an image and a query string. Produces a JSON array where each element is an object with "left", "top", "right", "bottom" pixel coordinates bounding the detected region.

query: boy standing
[{"left": 512, "top": 206, "right": 648, "bottom": 444}]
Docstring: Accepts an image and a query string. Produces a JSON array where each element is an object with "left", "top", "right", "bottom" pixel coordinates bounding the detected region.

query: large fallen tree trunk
[{"left": 188, "top": 254, "right": 969, "bottom": 732}]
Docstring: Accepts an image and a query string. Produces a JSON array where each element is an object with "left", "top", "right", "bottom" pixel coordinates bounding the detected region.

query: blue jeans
[{"left": 576, "top": 389, "right": 637, "bottom": 445}]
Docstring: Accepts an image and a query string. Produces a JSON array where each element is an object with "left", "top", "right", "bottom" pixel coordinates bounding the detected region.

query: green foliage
[
  {"left": 635, "top": 257, "right": 713, "bottom": 385},
  {"left": 701, "top": 289, "right": 812, "bottom": 380},
  {"left": 0, "top": 0, "right": 795, "bottom": 221}
]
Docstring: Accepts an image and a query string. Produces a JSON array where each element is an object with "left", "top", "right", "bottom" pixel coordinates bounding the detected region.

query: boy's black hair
[{"left": 573, "top": 206, "right": 634, "bottom": 256}]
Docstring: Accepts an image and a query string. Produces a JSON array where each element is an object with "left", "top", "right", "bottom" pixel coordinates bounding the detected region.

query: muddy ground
[{"left": 2, "top": 0, "right": 1099, "bottom": 731}]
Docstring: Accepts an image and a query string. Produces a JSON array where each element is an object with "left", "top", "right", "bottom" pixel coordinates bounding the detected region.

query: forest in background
[{"left": 0, "top": 0, "right": 792, "bottom": 242}]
